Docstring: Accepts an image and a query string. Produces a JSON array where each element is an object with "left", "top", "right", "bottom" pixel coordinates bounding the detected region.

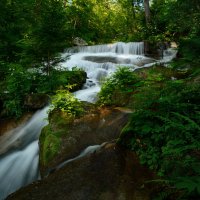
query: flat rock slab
[{"left": 83, "top": 56, "right": 155, "bottom": 66}]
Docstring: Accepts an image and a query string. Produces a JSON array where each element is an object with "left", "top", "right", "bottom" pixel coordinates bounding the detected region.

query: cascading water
[
  {"left": 65, "top": 42, "right": 144, "bottom": 55},
  {"left": 0, "top": 41, "right": 176, "bottom": 200},
  {"left": 53, "top": 145, "right": 101, "bottom": 172},
  {"left": 0, "top": 106, "right": 49, "bottom": 200},
  {"left": 61, "top": 42, "right": 152, "bottom": 102}
]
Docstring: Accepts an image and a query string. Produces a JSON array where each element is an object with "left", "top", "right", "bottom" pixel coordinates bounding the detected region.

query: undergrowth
[
  {"left": 98, "top": 67, "right": 140, "bottom": 106},
  {"left": 118, "top": 68, "right": 200, "bottom": 199},
  {"left": 98, "top": 63, "right": 200, "bottom": 199}
]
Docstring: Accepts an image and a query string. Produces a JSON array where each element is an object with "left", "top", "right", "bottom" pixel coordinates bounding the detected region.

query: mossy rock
[
  {"left": 40, "top": 124, "right": 66, "bottom": 166},
  {"left": 41, "top": 133, "right": 61, "bottom": 165},
  {"left": 48, "top": 109, "right": 74, "bottom": 129},
  {"left": 39, "top": 108, "right": 75, "bottom": 167},
  {"left": 39, "top": 103, "right": 131, "bottom": 177}
]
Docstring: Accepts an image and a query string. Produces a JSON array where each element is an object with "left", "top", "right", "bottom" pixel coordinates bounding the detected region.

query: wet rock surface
[
  {"left": 7, "top": 142, "right": 155, "bottom": 200},
  {"left": 83, "top": 55, "right": 155, "bottom": 66},
  {"left": 0, "top": 112, "right": 33, "bottom": 137},
  {"left": 39, "top": 104, "right": 131, "bottom": 176},
  {"left": 24, "top": 94, "right": 50, "bottom": 110}
]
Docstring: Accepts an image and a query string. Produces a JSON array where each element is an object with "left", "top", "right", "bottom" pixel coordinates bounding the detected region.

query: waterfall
[
  {"left": 54, "top": 145, "right": 101, "bottom": 171},
  {"left": 0, "top": 106, "right": 49, "bottom": 200},
  {"left": 47, "top": 143, "right": 109, "bottom": 175},
  {"left": 65, "top": 42, "right": 144, "bottom": 55},
  {"left": 61, "top": 41, "right": 152, "bottom": 103}
]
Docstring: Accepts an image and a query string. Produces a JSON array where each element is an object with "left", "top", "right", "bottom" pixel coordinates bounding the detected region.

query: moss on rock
[
  {"left": 39, "top": 103, "right": 131, "bottom": 177},
  {"left": 39, "top": 109, "right": 74, "bottom": 167},
  {"left": 42, "top": 133, "right": 61, "bottom": 165}
]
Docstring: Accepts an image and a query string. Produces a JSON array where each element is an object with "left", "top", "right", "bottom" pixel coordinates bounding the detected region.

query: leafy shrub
[
  {"left": 98, "top": 67, "right": 140, "bottom": 106},
  {"left": 118, "top": 72, "right": 200, "bottom": 198},
  {"left": 179, "top": 37, "right": 200, "bottom": 62},
  {"left": 51, "top": 87, "right": 84, "bottom": 117},
  {"left": 32, "top": 68, "right": 86, "bottom": 94},
  {"left": 2, "top": 64, "right": 33, "bottom": 117},
  {"left": 0, "top": 64, "right": 86, "bottom": 118}
]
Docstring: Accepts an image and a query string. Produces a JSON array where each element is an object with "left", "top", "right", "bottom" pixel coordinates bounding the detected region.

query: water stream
[
  {"left": 0, "top": 107, "right": 49, "bottom": 200},
  {"left": 0, "top": 42, "right": 176, "bottom": 199},
  {"left": 61, "top": 42, "right": 151, "bottom": 102}
]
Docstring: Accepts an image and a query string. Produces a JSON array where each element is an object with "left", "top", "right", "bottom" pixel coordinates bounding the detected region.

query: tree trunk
[{"left": 144, "top": 0, "right": 151, "bottom": 24}]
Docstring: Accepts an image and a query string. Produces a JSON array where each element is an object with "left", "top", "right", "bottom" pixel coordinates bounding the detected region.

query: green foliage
[
  {"left": 40, "top": 125, "right": 62, "bottom": 165},
  {"left": 178, "top": 38, "right": 200, "bottom": 62},
  {"left": 136, "top": 0, "right": 200, "bottom": 44},
  {"left": 65, "top": 0, "right": 133, "bottom": 43},
  {"left": 0, "top": 0, "right": 32, "bottom": 62},
  {"left": 0, "top": 63, "right": 86, "bottom": 117},
  {"left": 0, "top": 0, "right": 77, "bottom": 117},
  {"left": 98, "top": 67, "right": 140, "bottom": 106},
  {"left": 51, "top": 88, "right": 84, "bottom": 117},
  {"left": 1, "top": 64, "right": 33, "bottom": 117},
  {"left": 174, "top": 175, "right": 200, "bottom": 196},
  {"left": 22, "top": 0, "right": 68, "bottom": 73},
  {"left": 164, "top": 0, "right": 200, "bottom": 40},
  {"left": 31, "top": 69, "right": 86, "bottom": 94},
  {"left": 118, "top": 67, "right": 200, "bottom": 199}
]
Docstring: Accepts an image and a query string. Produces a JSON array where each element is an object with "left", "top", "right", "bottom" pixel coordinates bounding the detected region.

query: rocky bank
[
  {"left": 7, "top": 142, "right": 156, "bottom": 200},
  {"left": 39, "top": 104, "right": 131, "bottom": 176}
]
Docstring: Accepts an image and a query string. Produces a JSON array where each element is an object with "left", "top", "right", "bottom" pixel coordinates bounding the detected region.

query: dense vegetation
[
  {"left": 98, "top": 65, "right": 200, "bottom": 199},
  {"left": 118, "top": 68, "right": 200, "bottom": 199},
  {"left": 0, "top": 0, "right": 200, "bottom": 199},
  {"left": 96, "top": 2, "right": 200, "bottom": 198}
]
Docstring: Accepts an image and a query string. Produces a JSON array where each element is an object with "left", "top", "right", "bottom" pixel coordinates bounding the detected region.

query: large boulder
[
  {"left": 39, "top": 104, "right": 131, "bottom": 176},
  {"left": 7, "top": 142, "right": 156, "bottom": 200}
]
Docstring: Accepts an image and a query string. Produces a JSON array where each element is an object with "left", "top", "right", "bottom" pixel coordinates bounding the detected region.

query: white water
[
  {"left": 61, "top": 42, "right": 150, "bottom": 102},
  {"left": 48, "top": 142, "right": 110, "bottom": 175},
  {"left": 64, "top": 42, "right": 144, "bottom": 55},
  {"left": 0, "top": 107, "right": 49, "bottom": 200},
  {"left": 0, "top": 42, "right": 176, "bottom": 200},
  {"left": 55, "top": 145, "right": 101, "bottom": 170}
]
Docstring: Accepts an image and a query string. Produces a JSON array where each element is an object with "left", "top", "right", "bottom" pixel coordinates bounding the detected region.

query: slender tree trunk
[{"left": 144, "top": 0, "right": 151, "bottom": 24}]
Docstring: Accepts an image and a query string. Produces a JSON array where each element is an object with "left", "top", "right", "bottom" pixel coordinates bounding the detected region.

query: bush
[
  {"left": 0, "top": 64, "right": 86, "bottom": 118},
  {"left": 98, "top": 67, "right": 140, "bottom": 106},
  {"left": 2, "top": 64, "right": 33, "bottom": 117},
  {"left": 31, "top": 68, "right": 86, "bottom": 94},
  {"left": 119, "top": 76, "right": 200, "bottom": 198},
  {"left": 50, "top": 88, "right": 84, "bottom": 117},
  {"left": 179, "top": 37, "right": 200, "bottom": 62}
]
